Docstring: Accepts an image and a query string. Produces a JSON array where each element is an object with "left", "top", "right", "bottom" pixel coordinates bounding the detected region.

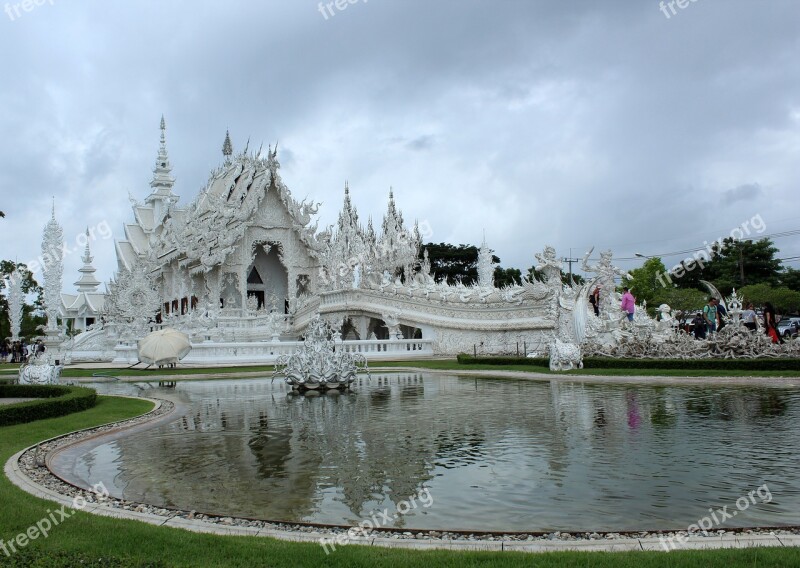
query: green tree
[
  {"left": 420, "top": 243, "right": 500, "bottom": 285},
  {"left": 778, "top": 267, "right": 800, "bottom": 292},
  {"left": 739, "top": 283, "right": 800, "bottom": 314},
  {"left": 493, "top": 266, "right": 522, "bottom": 287},
  {"left": 525, "top": 266, "right": 584, "bottom": 286},
  {"left": 658, "top": 287, "right": 708, "bottom": 315},
  {"left": 627, "top": 257, "right": 667, "bottom": 310},
  {"left": 672, "top": 238, "right": 782, "bottom": 294}
]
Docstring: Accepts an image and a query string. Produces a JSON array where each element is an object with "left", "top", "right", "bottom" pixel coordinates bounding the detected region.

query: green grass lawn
[{"left": 1, "top": 396, "right": 799, "bottom": 566}]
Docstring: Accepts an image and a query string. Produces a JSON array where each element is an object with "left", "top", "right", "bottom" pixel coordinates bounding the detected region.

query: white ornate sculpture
[
  {"left": 549, "top": 336, "right": 583, "bottom": 371},
  {"left": 273, "top": 316, "right": 369, "bottom": 390},
  {"left": 7, "top": 267, "right": 23, "bottom": 341},
  {"left": 41, "top": 205, "right": 64, "bottom": 333},
  {"left": 104, "top": 260, "right": 161, "bottom": 336},
  {"left": 477, "top": 237, "right": 494, "bottom": 289},
  {"left": 19, "top": 353, "right": 62, "bottom": 385}
]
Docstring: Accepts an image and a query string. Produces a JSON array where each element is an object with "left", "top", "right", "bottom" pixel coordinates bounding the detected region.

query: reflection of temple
[
  {"left": 73, "top": 376, "right": 799, "bottom": 531},
  {"left": 108, "top": 376, "right": 439, "bottom": 523}
]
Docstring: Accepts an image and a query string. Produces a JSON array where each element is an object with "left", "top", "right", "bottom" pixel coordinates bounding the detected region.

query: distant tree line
[{"left": 627, "top": 238, "right": 800, "bottom": 314}]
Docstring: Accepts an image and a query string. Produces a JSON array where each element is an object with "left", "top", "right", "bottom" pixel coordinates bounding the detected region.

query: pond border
[{"left": 4, "top": 382, "right": 800, "bottom": 554}]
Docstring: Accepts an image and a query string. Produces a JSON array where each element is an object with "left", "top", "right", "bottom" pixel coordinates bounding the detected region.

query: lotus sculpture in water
[{"left": 273, "top": 316, "right": 369, "bottom": 391}]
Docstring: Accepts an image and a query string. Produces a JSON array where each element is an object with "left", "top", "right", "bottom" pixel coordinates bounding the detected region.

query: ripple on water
[{"left": 72, "top": 375, "right": 800, "bottom": 532}]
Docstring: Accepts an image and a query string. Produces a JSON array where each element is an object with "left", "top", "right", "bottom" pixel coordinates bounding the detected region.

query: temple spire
[
  {"left": 147, "top": 115, "right": 176, "bottom": 198},
  {"left": 74, "top": 228, "right": 101, "bottom": 293},
  {"left": 222, "top": 130, "right": 233, "bottom": 162},
  {"left": 477, "top": 234, "right": 494, "bottom": 288},
  {"left": 145, "top": 116, "right": 178, "bottom": 227}
]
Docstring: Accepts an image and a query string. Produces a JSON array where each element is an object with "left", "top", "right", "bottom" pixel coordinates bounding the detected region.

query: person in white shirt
[{"left": 742, "top": 303, "right": 758, "bottom": 332}]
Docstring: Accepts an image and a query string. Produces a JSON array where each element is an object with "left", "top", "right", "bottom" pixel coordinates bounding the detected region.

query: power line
[{"left": 610, "top": 228, "right": 800, "bottom": 261}]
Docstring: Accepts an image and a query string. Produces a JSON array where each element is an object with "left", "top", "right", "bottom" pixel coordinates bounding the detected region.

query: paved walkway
[{"left": 0, "top": 397, "right": 38, "bottom": 405}]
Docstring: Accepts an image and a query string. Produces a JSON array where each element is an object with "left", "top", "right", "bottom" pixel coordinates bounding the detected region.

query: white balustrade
[{"left": 113, "top": 337, "right": 433, "bottom": 365}]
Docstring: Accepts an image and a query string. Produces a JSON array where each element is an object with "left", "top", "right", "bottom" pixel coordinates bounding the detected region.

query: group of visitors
[
  {"left": 0, "top": 339, "right": 45, "bottom": 363},
  {"left": 586, "top": 285, "right": 637, "bottom": 323},
  {"left": 588, "top": 287, "right": 788, "bottom": 346},
  {"left": 687, "top": 299, "right": 785, "bottom": 343},
  {"left": 1, "top": 340, "right": 28, "bottom": 362}
]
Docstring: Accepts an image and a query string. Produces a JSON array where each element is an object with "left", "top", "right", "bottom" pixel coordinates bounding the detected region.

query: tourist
[
  {"left": 763, "top": 302, "right": 783, "bottom": 344},
  {"left": 589, "top": 286, "right": 600, "bottom": 316},
  {"left": 692, "top": 312, "right": 706, "bottom": 339},
  {"left": 620, "top": 287, "right": 635, "bottom": 322},
  {"left": 742, "top": 303, "right": 758, "bottom": 331},
  {"left": 703, "top": 298, "right": 717, "bottom": 335}
]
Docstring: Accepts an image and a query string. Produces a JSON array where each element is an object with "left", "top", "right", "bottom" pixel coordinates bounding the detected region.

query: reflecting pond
[{"left": 69, "top": 374, "right": 800, "bottom": 531}]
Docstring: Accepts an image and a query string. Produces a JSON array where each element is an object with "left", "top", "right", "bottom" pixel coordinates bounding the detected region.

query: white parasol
[{"left": 137, "top": 328, "right": 192, "bottom": 365}]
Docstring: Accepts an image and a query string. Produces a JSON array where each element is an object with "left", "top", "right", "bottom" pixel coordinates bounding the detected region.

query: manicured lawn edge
[{"left": 0, "top": 385, "right": 97, "bottom": 426}]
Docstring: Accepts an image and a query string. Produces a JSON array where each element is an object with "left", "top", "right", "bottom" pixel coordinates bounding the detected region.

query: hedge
[
  {"left": 456, "top": 354, "right": 550, "bottom": 367},
  {"left": 456, "top": 353, "right": 800, "bottom": 371},
  {"left": 0, "top": 384, "right": 97, "bottom": 426}
]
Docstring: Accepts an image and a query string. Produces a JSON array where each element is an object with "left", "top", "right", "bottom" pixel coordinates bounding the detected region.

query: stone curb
[{"left": 4, "top": 395, "right": 800, "bottom": 554}]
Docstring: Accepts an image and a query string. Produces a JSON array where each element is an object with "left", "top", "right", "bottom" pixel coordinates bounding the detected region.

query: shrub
[
  {"left": 0, "top": 384, "right": 97, "bottom": 426},
  {"left": 457, "top": 354, "right": 549, "bottom": 367}
]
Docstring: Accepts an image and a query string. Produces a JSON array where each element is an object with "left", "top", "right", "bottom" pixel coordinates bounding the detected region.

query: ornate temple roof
[{"left": 114, "top": 121, "right": 325, "bottom": 276}]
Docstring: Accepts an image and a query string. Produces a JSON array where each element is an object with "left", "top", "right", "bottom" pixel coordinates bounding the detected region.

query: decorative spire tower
[
  {"left": 145, "top": 115, "right": 178, "bottom": 226},
  {"left": 477, "top": 234, "right": 495, "bottom": 288},
  {"left": 7, "top": 267, "right": 23, "bottom": 341},
  {"left": 74, "top": 229, "right": 101, "bottom": 292},
  {"left": 41, "top": 204, "right": 64, "bottom": 334},
  {"left": 222, "top": 129, "right": 233, "bottom": 164}
]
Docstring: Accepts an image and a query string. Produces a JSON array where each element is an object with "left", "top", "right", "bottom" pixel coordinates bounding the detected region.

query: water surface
[{"left": 75, "top": 374, "right": 800, "bottom": 531}]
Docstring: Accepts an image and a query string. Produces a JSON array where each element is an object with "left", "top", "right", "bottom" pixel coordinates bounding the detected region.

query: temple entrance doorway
[{"left": 247, "top": 243, "right": 288, "bottom": 313}]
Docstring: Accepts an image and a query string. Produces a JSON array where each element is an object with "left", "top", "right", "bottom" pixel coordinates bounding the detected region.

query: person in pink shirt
[{"left": 620, "top": 287, "right": 635, "bottom": 322}]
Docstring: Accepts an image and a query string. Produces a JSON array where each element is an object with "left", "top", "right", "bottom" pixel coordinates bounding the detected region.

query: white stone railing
[
  {"left": 112, "top": 337, "right": 434, "bottom": 365},
  {"left": 337, "top": 339, "right": 431, "bottom": 356}
]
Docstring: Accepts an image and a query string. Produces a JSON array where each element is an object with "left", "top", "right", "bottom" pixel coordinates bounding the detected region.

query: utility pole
[
  {"left": 739, "top": 244, "right": 745, "bottom": 286},
  {"left": 562, "top": 248, "right": 581, "bottom": 285}
]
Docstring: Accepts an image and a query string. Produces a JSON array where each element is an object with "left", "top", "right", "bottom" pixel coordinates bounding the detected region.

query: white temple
[
  {"left": 59, "top": 117, "right": 795, "bottom": 366},
  {"left": 60, "top": 117, "right": 568, "bottom": 363}
]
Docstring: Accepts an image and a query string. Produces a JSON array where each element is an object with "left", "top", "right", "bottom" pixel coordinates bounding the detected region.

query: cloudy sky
[{"left": 1, "top": 0, "right": 798, "bottom": 292}]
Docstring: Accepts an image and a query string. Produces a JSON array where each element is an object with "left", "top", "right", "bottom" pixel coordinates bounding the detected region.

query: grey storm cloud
[
  {"left": 0, "top": 0, "right": 798, "bottom": 288},
  {"left": 723, "top": 183, "right": 764, "bottom": 204}
]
